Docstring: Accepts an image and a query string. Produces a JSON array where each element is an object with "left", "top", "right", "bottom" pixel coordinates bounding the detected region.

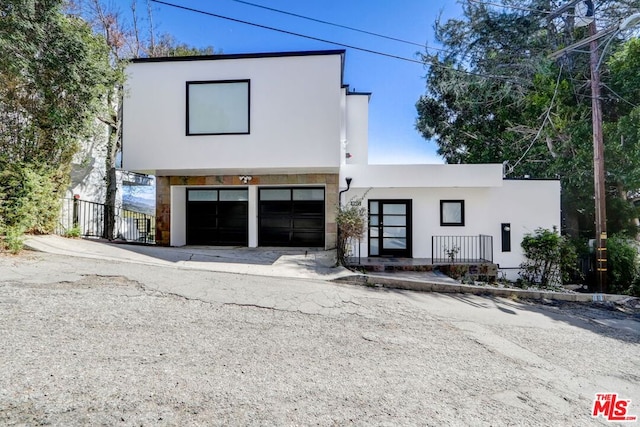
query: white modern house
[{"left": 122, "top": 49, "right": 560, "bottom": 278}]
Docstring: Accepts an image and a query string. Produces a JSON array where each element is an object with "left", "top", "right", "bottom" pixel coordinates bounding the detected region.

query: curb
[{"left": 334, "top": 274, "right": 630, "bottom": 303}]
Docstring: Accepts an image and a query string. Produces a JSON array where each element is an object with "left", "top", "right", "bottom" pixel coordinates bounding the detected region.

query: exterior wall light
[{"left": 239, "top": 175, "right": 252, "bottom": 184}]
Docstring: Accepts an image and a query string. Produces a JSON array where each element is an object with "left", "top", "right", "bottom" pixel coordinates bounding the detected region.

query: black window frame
[
  {"left": 185, "top": 79, "right": 251, "bottom": 136},
  {"left": 440, "top": 200, "right": 465, "bottom": 227}
]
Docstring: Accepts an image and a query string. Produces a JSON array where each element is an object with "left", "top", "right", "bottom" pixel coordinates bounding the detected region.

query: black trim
[
  {"left": 503, "top": 178, "right": 561, "bottom": 181},
  {"left": 186, "top": 79, "right": 250, "bottom": 136},
  {"left": 440, "top": 200, "right": 465, "bottom": 227},
  {"left": 368, "top": 199, "right": 412, "bottom": 258},
  {"left": 132, "top": 49, "right": 346, "bottom": 63},
  {"left": 342, "top": 83, "right": 372, "bottom": 97},
  {"left": 501, "top": 223, "right": 511, "bottom": 252}
]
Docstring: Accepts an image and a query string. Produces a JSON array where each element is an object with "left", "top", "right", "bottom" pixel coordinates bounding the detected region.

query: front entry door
[{"left": 368, "top": 200, "right": 412, "bottom": 257}]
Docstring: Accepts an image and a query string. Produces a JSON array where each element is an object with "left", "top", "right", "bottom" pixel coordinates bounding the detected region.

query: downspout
[{"left": 339, "top": 177, "right": 352, "bottom": 206}]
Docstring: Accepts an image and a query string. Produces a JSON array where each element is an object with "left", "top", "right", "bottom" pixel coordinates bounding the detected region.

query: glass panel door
[{"left": 368, "top": 200, "right": 412, "bottom": 257}]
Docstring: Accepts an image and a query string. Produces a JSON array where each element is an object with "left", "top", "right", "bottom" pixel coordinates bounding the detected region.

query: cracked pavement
[{"left": 1, "top": 251, "right": 639, "bottom": 426}]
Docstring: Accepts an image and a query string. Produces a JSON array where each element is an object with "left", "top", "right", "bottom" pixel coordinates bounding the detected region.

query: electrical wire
[
  {"left": 506, "top": 62, "right": 564, "bottom": 175},
  {"left": 149, "top": 0, "right": 526, "bottom": 84},
  {"left": 467, "top": 0, "right": 582, "bottom": 18},
  {"left": 602, "top": 83, "right": 639, "bottom": 108},
  {"left": 228, "top": 0, "right": 428, "bottom": 49},
  {"left": 150, "top": 0, "right": 424, "bottom": 64}
]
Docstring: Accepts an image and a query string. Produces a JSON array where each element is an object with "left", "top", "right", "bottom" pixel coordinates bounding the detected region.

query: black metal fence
[
  {"left": 56, "top": 198, "right": 155, "bottom": 244},
  {"left": 432, "top": 234, "right": 493, "bottom": 264}
]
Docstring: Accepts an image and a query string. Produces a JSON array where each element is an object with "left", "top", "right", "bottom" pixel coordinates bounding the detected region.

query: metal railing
[
  {"left": 56, "top": 198, "right": 155, "bottom": 244},
  {"left": 432, "top": 234, "right": 493, "bottom": 264}
]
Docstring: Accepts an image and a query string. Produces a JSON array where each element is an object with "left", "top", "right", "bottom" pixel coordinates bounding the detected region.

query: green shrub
[
  {"left": 336, "top": 194, "right": 368, "bottom": 266},
  {"left": 607, "top": 234, "right": 640, "bottom": 296},
  {"left": 0, "top": 161, "right": 67, "bottom": 252},
  {"left": 3, "top": 226, "right": 25, "bottom": 254},
  {"left": 519, "top": 227, "right": 578, "bottom": 288},
  {"left": 64, "top": 225, "right": 82, "bottom": 239}
]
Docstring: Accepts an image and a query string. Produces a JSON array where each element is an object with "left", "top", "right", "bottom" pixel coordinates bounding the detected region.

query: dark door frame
[{"left": 368, "top": 199, "right": 412, "bottom": 258}]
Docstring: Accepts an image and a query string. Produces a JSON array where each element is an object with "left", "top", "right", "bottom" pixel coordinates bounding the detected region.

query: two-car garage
[{"left": 186, "top": 187, "right": 325, "bottom": 247}]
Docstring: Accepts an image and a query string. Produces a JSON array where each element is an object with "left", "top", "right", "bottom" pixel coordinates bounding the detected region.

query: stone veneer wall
[{"left": 156, "top": 173, "right": 339, "bottom": 248}]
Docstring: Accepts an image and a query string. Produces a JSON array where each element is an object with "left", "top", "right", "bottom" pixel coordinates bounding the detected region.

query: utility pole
[
  {"left": 548, "top": 1, "right": 607, "bottom": 293},
  {"left": 588, "top": 16, "right": 607, "bottom": 294}
]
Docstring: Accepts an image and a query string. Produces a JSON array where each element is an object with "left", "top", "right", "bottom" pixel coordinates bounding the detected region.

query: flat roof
[{"left": 130, "top": 49, "right": 346, "bottom": 63}]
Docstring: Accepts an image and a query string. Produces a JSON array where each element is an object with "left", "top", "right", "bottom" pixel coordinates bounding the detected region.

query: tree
[
  {"left": 416, "top": 0, "right": 640, "bottom": 238},
  {"left": 0, "top": 0, "right": 111, "bottom": 249},
  {"left": 71, "top": 0, "right": 216, "bottom": 239},
  {"left": 604, "top": 38, "right": 640, "bottom": 234}
]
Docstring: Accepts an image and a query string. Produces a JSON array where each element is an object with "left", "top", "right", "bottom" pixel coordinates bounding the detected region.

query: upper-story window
[{"left": 186, "top": 80, "right": 250, "bottom": 135}]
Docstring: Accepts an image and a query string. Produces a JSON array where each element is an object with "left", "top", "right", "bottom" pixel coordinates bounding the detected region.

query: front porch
[
  {"left": 345, "top": 256, "right": 499, "bottom": 281},
  {"left": 346, "top": 234, "right": 498, "bottom": 280}
]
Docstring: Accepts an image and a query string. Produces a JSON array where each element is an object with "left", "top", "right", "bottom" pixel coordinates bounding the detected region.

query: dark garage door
[
  {"left": 259, "top": 187, "right": 325, "bottom": 247},
  {"left": 187, "top": 189, "right": 248, "bottom": 246}
]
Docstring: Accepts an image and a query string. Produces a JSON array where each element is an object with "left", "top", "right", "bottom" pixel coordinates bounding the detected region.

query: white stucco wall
[
  {"left": 341, "top": 163, "right": 504, "bottom": 188},
  {"left": 345, "top": 179, "right": 560, "bottom": 279},
  {"left": 344, "top": 94, "right": 369, "bottom": 165},
  {"left": 123, "top": 52, "right": 345, "bottom": 175}
]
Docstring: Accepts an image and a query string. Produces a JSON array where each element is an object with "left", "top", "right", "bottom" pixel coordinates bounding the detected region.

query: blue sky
[{"left": 121, "top": 0, "right": 463, "bottom": 164}]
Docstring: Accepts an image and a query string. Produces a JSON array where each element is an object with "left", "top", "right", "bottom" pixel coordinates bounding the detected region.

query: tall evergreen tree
[{"left": 416, "top": 0, "right": 640, "bottom": 237}]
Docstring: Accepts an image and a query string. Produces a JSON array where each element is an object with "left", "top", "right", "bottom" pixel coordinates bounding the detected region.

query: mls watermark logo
[{"left": 592, "top": 393, "right": 637, "bottom": 422}]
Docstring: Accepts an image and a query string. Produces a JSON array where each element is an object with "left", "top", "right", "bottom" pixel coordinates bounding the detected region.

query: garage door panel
[
  {"left": 219, "top": 203, "right": 248, "bottom": 215},
  {"left": 292, "top": 231, "right": 323, "bottom": 246},
  {"left": 261, "top": 217, "right": 292, "bottom": 228},
  {"left": 218, "top": 216, "right": 248, "bottom": 228},
  {"left": 260, "top": 202, "right": 291, "bottom": 215},
  {"left": 293, "top": 201, "right": 324, "bottom": 214},
  {"left": 260, "top": 229, "right": 291, "bottom": 246},
  {"left": 293, "top": 218, "right": 324, "bottom": 229},
  {"left": 186, "top": 189, "right": 248, "bottom": 246},
  {"left": 259, "top": 187, "right": 324, "bottom": 247},
  {"left": 218, "top": 230, "right": 247, "bottom": 244},
  {"left": 187, "top": 228, "right": 217, "bottom": 245}
]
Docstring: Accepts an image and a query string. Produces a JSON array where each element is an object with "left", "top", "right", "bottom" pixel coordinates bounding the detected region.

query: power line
[
  {"left": 467, "top": 0, "right": 581, "bottom": 18},
  {"left": 507, "top": 63, "right": 564, "bottom": 175},
  {"left": 150, "top": 0, "right": 425, "bottom": 64},
  {"left": 227, "top": 0, "right": 475, "bottom": 58},
  {"left": 149, "top": 0, "right": 524, "bottom": 84},
  {"left": 602, "top": 83, "right": 639, "bottom": 108},
  {"left": 228, "top": 0, "right": 427, "bottom": 49}
]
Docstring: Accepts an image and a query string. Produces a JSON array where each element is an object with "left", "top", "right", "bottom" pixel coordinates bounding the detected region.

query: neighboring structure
[
  {"left": 122, "top": 49, "right": 560, "bottom": 278},
  {"left": 66, "top": 121, "right": 109, "bottom": 204}
]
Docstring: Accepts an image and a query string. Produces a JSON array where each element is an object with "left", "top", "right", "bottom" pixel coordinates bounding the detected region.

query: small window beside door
[{"left": 440, "top": 200, "right": 465, "bottom": 226}]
